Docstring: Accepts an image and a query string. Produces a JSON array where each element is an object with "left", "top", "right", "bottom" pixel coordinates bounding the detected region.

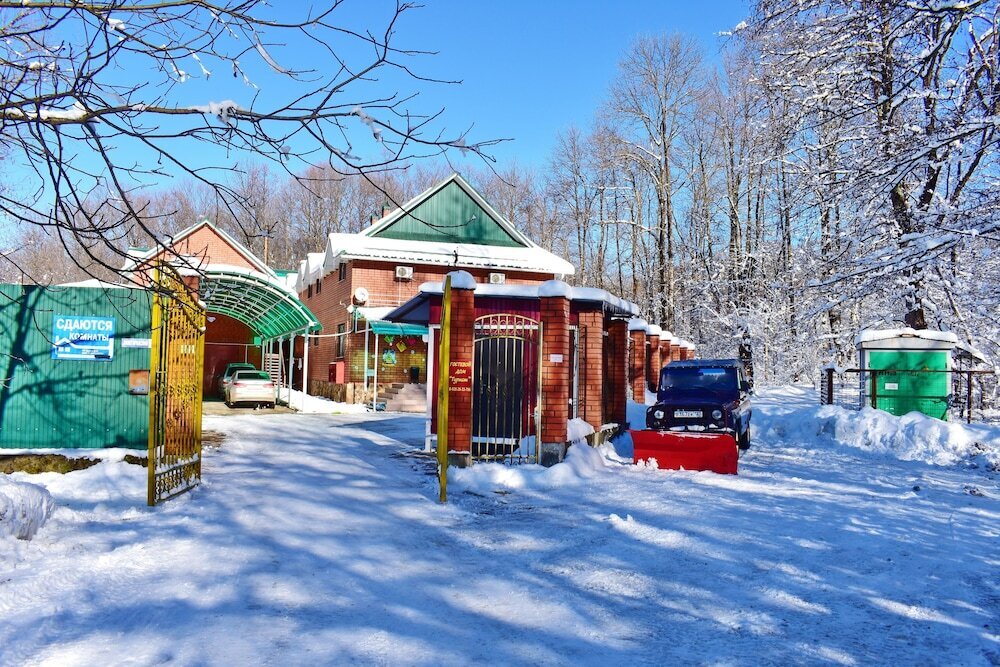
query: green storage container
[
  {"left": 0, "top": 284, "right": 152, "bottom": 449},
  {"left": 857, "top": 329, "right": 957, "bottom": 420}
]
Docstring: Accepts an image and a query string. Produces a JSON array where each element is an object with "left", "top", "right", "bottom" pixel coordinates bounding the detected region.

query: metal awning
[
  {"left": 199, "top": 268, "right": 319, "bottom": 339},
  {"left": 369, "top": 320, "right": 428, "bottom": 337}
]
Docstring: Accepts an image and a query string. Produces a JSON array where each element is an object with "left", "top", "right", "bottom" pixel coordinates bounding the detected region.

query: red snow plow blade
[{"left": 631, "top": 431, "right": 739, "bottom": 474}]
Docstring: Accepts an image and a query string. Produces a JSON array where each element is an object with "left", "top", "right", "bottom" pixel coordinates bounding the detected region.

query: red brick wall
[
  {"left": 670, "top": 344, "right": 681, "bottom": 362},
  {"left": 540, "top": 295, "right": 570, "bottom": 444},
  {"left": 446, "top": 287, "right": 475, "bottom": 454},
  {"left": 630, "top": 330, "right": 646, "bottom": 400},
  {"left": 300, "top": 258, "right": 557, "bottom": 396},
  {"left": 606, "top": 320, "right": 628, "bottom": 425},
  {"left": 646, "top": 334, "right": 661, "bottom": 392},
  {"left": 577, "top": 309, "right": 604, "bottom": 431}
]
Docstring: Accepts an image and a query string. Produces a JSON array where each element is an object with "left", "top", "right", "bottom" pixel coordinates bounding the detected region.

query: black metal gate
[{"left": 472, "top": 314, "right": 542, "bottom": 463}]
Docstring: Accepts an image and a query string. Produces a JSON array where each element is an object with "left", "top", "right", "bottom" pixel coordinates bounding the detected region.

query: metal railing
[{"left": 819, "top": 367, "right": 998, "bottom": 424}]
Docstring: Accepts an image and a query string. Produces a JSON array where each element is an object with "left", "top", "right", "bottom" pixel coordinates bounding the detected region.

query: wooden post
[{"left": 436, "top": 275, "right": 453, "bottom": 503}]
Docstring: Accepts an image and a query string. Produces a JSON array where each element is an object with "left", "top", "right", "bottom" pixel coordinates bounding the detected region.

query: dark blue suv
[{"left": 645, "top": 359, "right": 753, "bottom": 450}]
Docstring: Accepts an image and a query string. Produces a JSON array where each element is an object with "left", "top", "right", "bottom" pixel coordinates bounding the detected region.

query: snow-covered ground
[{"left": 1, "top": 387, "right": 998, "bottom": 665}]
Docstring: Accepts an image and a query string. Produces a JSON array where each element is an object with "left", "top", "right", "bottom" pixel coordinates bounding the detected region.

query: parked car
[
  {"left": 217, "top": 362, "right": 256, "bottom": 397},
  {"left": 644, "top": 359, "right": 753, "bottom": 450},
  {"left": 225, "top": 370, "right": 276, "bottom": 408}
]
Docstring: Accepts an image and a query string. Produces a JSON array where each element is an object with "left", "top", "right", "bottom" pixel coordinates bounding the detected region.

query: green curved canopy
[{"left": 199, "top": 269, "right": 319, "bottom": 339}]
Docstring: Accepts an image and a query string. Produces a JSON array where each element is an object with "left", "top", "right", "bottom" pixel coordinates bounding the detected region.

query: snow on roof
[
  {"left": 355, "top": 306, "right": 395, "bottom": 321},
  {"left": 56, "top": 279, "right": 134, "bottom": 290},
  {"left": 855, "top": 328, "right": 959, "bottom": 345},
  {"left": 628, "top": 318, "right": 648, "bottom": 332},
  {"left": 538, "top": 280, "right": 571, "bottom": 298},
  {"left": 446, "top": 270, "right": 477, "bottom": 290},
  {"left": 417, "top": 280, "right": 640, "bottom": 316},
  {"left": 324, "top": 233, "right": 575, "bottom": 276},
  {"left": 295, "top": 252, "right": 327, "bottom": 292}
]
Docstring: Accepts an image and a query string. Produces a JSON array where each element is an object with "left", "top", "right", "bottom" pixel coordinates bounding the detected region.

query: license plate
[{"left": 674, "top": 409, "right": 702, "bottom": 418}]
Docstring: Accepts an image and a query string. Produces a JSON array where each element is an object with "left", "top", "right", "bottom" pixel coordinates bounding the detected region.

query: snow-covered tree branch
[{"left": 0, "top": 0, "right": 500, "bottom": 280}]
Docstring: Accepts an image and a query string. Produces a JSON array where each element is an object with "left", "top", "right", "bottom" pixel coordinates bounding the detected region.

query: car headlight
[
  {"left": 653, "top": 410, "right": 665, "bottom": 419},
  {"left": 712, "top": 409, "right": 723, "bottom": 420}
]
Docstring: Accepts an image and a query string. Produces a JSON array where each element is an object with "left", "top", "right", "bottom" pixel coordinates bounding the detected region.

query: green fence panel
[{"left": 0, "top": 284, "right": 152, "bottom": 449}]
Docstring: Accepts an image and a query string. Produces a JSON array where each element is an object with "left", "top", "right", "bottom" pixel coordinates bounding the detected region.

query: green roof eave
[{"left": 370, "top": 321, "right": 428, "bottom": 337}]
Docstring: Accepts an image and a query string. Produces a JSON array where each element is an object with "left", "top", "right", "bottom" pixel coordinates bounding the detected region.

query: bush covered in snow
[{"left": 0, "top": 477, "right": 54, "bottom": 540}]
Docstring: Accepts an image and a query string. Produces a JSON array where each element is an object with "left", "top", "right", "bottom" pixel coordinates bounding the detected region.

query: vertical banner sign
[
  {"left": 436, "top": 275, "right": 453, "bottom": 503},
  {"left": 52, "top": 315, "right": 116, "bottom": 360}
]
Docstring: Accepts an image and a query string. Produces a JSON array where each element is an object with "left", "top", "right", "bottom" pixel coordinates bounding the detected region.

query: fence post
[
  {"left": 967, "top": 372, "right": 973, "bottom": 424},
  {"left": 870, "top": 369, "right": 878, "bottom": 409}
]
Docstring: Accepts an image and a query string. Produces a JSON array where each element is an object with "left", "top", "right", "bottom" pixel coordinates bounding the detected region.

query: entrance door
[{"left": 472, "top": 314, "right": 542, "bottom": 463}]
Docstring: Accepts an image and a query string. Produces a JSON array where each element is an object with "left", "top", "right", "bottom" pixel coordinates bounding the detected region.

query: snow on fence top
[{"left": 418, "top": 281, "right": 640, "bottom": 316}]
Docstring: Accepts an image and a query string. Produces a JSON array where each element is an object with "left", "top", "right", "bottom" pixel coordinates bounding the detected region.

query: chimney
[{"left": 382, "top": 202, "right": 392, "bottom": 218}]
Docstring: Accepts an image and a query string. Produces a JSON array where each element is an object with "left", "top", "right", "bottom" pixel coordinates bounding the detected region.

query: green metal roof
[
  {"left": 373, "top": 180, "right": 524, "bottom": 247},
  {"left": 199, "top": 269, "right": 319, "bottom": 340}
]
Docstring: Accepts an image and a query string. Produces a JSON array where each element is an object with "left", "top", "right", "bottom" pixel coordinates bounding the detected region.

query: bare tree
[
  {"left": 0, "top": 0, "right": 501, "bottom": 282},
  {"left": 608, "top": 34, "right": 704, "bottom": 328}
]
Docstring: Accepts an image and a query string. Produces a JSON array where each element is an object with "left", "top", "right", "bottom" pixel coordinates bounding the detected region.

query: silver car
[{"left": 225, "top": 370, "right": 276, "bottom": 408}]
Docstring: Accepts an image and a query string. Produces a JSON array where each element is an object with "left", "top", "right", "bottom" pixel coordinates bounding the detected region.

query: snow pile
[
  {"left": 567, "top": 417, "right": 594, "bottom": 445},
  {"left": 451, "top": 438, "right": 613, "bottom": 493},
  {"left": 0, "top": 477, "right": 54, "bottom": 540},
  {"left": 755, "top": 400, "right": 1000, "bottom": 469},
  {"left": 814, "top": 405, "right": 999, "bottom": 467},
  {"left": 278, "top": 387, "right": 368, "bottom": 414}
]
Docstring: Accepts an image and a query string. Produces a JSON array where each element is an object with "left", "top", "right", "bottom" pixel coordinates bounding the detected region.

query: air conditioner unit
[
  {"left": 395, "top": 265, "right": 413, "bottom": 280},
  {"left": 488, "top": 272, "right": 506, "bottom": 285}
]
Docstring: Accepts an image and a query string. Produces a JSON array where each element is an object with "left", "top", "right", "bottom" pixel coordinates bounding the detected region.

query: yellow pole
[{"left": 436, "top": 275, "right": 453, "bottom": 503}]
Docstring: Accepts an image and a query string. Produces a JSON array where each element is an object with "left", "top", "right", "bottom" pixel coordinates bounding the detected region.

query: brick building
[
  {"left": 123, "top": 219, "right": 318, "bottom": 396},
  {"left": 296, "top": 173, "right": 574, "bottom": 408}
]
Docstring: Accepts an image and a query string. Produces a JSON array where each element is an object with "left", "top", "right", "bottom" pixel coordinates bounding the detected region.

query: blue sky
[
  {"left": 4, "top": 0, "right": 752, "bottom": 213},
  {"left": 398, "top": 0, "right": 751, "bottom": 170}
]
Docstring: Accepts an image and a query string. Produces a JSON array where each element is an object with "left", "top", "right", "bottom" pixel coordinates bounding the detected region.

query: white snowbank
[
  {"left": 0, "top": 477, "right": 54, "bottom": 540},
  {"left": 278, "top": 387, "right": 368, "bottom": 414},
  {"left": 769, "top": 404, "right": 1000, "bottom": 468}
]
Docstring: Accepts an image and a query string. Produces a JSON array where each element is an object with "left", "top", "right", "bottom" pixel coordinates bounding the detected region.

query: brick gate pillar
[
  {"left": 646, "top": 331, "right": 661, "bottom": 393},
  {"left": 540, "top": 282, "right": 571, "bottom": 467},
  {"left": 660, "top": 334, "right": 673, "bottom": 367},
  {"left": 606, "top": 320, "right": 628, "bottom": 426},
  {"left": 577, "top": 308, "right": 604, "bottom": 432},
  {"left": 629, "top": 325, "right": 646, "bottom": 402},
  {"left": 670, "top": 342, "right": 681, "bottom": 362},
  {"left": 444, "top": 272, "right": 476, "bottom": 467}
]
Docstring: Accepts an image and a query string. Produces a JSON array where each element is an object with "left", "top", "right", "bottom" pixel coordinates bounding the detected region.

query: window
[
  {"left": 313, "top": 335, "right": 319, "bottom": 347},
  {"left": 338, "top": 262, "right": 347, "bottom": 281},
  {"left": 307, "top": 284, "right": 313, "bottom": 298},
  {"left": 336, "top": 323, "right": 346, "bottom": 357},
  {"left": 316, "top": 279, "right": 322, "bottom": 294}
]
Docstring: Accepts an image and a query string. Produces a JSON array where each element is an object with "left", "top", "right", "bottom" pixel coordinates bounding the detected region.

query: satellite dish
[{"left": 353, "top": 287, "right": 369, "bottom": 305}]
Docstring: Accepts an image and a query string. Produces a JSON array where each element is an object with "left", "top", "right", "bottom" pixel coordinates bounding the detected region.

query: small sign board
[
  {"left": 121, "top": 338, "right": 152, "bottom": 349},
  {"left": 52, "top": 315, "right": 115, "bottom": 361},
  {"left": 884, "top": 382, "right": 899, "bottom": 391},
  {"left": 449, "top": 360, "right": 472, "bottom": 392}
]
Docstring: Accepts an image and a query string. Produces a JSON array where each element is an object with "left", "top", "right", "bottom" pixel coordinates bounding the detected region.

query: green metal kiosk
[{"left": 856, "top": 328, "right": 958, "bottom": 420}]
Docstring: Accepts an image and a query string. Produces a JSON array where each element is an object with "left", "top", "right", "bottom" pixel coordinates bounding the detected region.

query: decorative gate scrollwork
[
  {"left": 472, "top": 314, "right": 542, "bottom": 464},
  {"left": 148, "top": 265, "right": 205, "bottom": 506}
]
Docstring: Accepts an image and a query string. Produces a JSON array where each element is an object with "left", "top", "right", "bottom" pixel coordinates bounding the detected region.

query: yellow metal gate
[{"left": 148, "top": 266, "right": 206, "bottom": 506}]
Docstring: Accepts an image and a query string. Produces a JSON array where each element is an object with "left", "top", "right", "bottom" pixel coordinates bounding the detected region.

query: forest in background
[{"left": 2, "top": 1, "right": 997, "bottom": 385}]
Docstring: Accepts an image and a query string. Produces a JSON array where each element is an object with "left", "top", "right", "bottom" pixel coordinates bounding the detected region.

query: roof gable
[
  {"left": 367, "top": 174, "right": 528, "bottom": 248},
  {"left": 123, "top": 219, "right": 273, "bottom": 277}
]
